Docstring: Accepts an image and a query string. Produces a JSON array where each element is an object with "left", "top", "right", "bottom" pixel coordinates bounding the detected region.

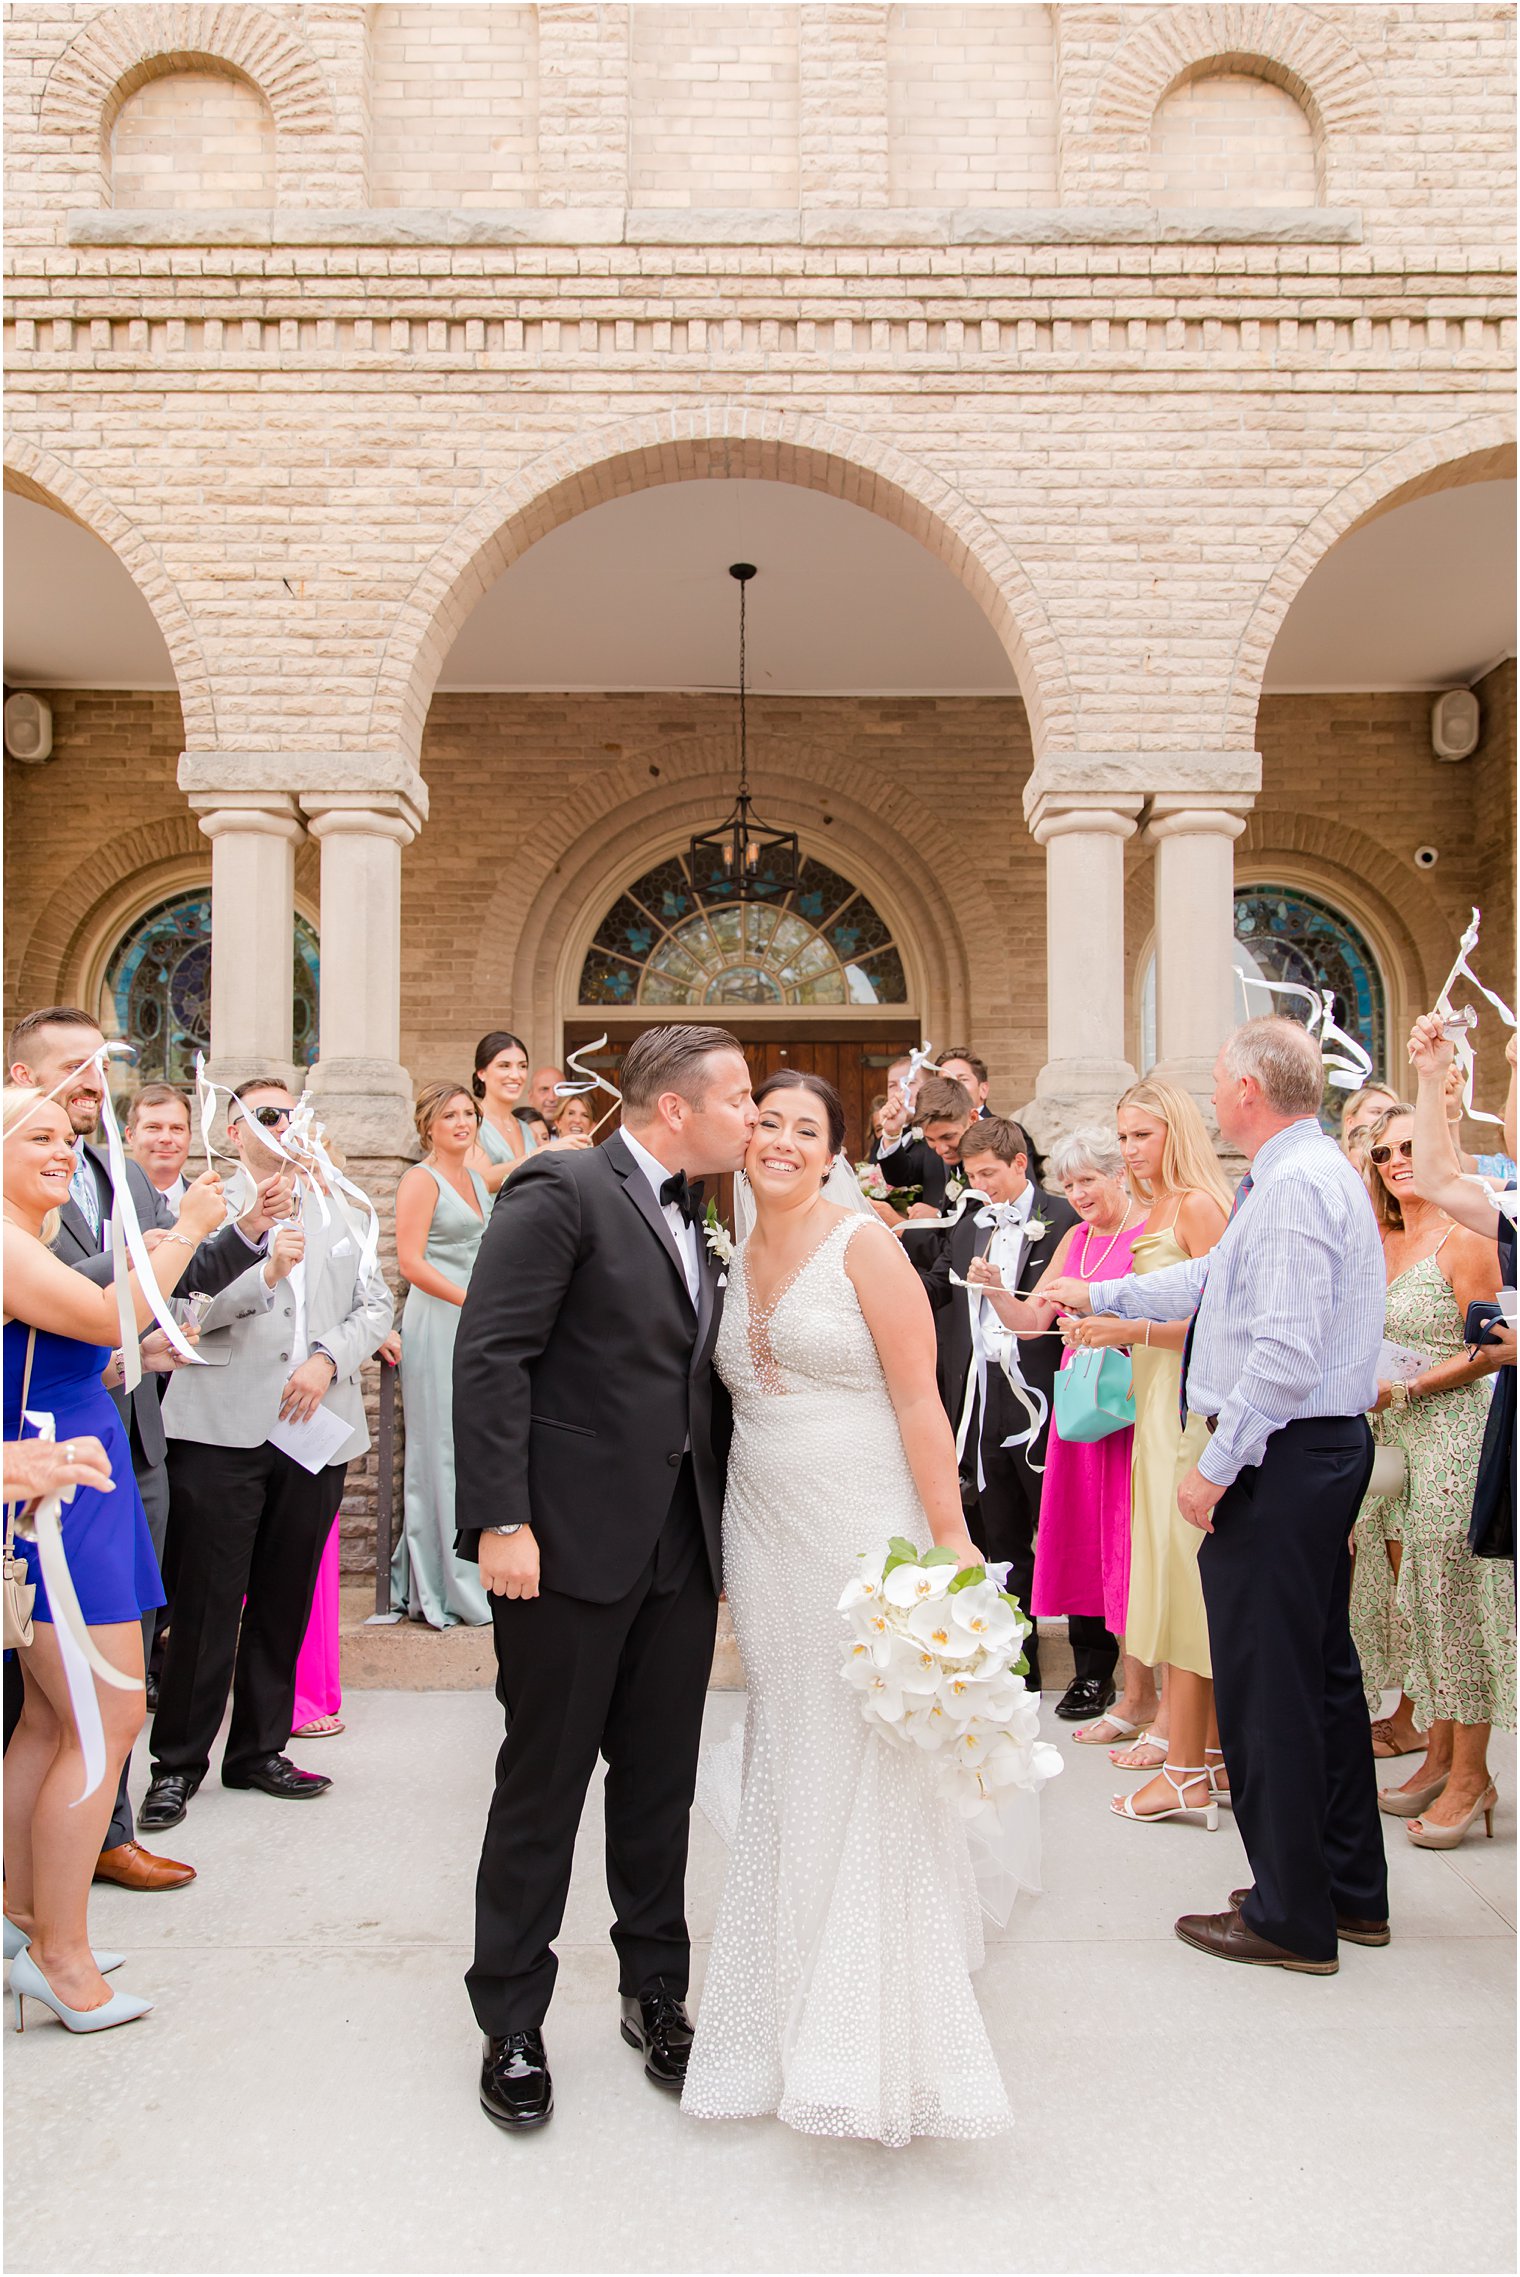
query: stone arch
[
  {"left": 38, "top": 4, "right": 334, "bottom": 205},
  {"left": 1225, "top": 416, "right": 1518, "bottom": 747},
  {"left": 439, "top": 730, "right": 1001, "bottom": 1068},
  {"left": 3, "top": 442, "right": 216, "bottom": 745},
  {"left": 371, "top": 409, "right": 1075, "bottom": 768},
  {"left": 1088, "top": 5, "right": 1380, "bottom": 201}
]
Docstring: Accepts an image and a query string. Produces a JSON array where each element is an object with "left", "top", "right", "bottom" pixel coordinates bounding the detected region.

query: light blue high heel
[
  {"left": 10, "top": 1948, "right": 152, "bottom": 2033},
  {"left": 4, "top": 1918, "right": 125, "bottom": 1973}
]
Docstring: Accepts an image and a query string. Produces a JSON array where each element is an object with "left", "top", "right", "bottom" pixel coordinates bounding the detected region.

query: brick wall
[
  {"left": 629, "top": 4, "right": 801, "bottom": 209},
  {"left": 887, "top": 3, "right": 1057, "bottom": 207},
  {"left": 110, "top": 67, "right": 277, "bottom": 210},
  {"left": 368, "top": 5, "right": 539, "bottom": 209},
  {"left": 1149, "top": 69, "right": 1319, "bottom": 210}
]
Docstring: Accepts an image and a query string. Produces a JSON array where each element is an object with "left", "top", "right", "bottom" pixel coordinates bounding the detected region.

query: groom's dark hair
[{"left": 621, "top": 1024, "right": 743, "bottom": 1117}]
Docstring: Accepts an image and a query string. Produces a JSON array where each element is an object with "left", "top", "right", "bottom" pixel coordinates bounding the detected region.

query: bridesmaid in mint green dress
[
  {"left": 469, "top": 1029, "right": 538, "bottom": 1195},
  {"left": 392, "top": 1083, "right": 494, "bottom": 1627}
]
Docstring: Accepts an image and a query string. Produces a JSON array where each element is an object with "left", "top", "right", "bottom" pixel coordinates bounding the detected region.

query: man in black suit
[
  {"left": 922, "top": 1116, "right": 1078, "bottom": 1698},
  {"left": 5, "top": 1007, "right": 292, "bottom": 1888},
  {"left": 875, "top": 1072, "right": 975, "bottom": 1215},
  {"left": 454, "top": 1023, "right": 757, "bottom": 2133}
]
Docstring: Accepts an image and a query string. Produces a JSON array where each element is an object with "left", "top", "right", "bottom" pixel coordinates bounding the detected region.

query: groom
[{"left": 454, "top": 1024, "right": 757, "bottom": 2132}]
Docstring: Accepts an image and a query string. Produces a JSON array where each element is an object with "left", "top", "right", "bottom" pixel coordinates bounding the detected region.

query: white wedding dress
[{"left": 681, "top": 1212, "right": 1014, "bottom": 2147}]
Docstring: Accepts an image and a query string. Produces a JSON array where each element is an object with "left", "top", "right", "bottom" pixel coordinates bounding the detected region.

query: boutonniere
[
  {"left": 943, "top": 1176, "right": 967, "bottom": 1208},
  {"left": 1025, "top": 1215, "right": 1052, "bottom": 1243},
  {"left": 703, "top": 1197, "right": 735, "bottom": 1266}
]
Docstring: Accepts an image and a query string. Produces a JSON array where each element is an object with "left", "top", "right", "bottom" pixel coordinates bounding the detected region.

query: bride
[{"left": 681, "top": 1069, "right": 1017, "bottom": 2146}]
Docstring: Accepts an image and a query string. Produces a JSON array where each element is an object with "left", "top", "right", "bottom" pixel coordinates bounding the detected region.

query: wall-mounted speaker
[
  {"left": 3, "top": 691, "right": 53, "bottom": 764},
  {"left": 1430, "top": 687, "right": 1480, "bottom": 762}
]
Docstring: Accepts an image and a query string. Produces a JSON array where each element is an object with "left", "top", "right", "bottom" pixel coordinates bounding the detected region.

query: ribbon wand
[{"left": 555, "top": 1034, "right": 623, "bottom": 1141}]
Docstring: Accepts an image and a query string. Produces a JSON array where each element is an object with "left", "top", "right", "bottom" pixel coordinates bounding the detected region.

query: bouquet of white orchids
[{"left": 839, "top": 1540, "right": 1062, "bottom": 1826}]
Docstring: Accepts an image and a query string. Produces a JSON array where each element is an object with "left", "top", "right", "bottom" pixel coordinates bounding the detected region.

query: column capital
[
  {"left": 189, "top": 792, "right": 305, "bottom": 845},
  {"left": 1026, "top": 793, "right": 1145, "bottom": 847},
  {"left": 1144, "top": 797, "right": 1252, "bottom": 844},
  {"left": 304, "top": 792, "right": 423, "bottom": 847},
  {"left": 1023, "top": 750, "right": 1261, "bottom": 828}
]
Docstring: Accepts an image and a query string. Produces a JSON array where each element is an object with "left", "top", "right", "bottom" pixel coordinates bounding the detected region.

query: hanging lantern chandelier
[{"left": 687, "top": 563, "right": 800, "bottom": 903}]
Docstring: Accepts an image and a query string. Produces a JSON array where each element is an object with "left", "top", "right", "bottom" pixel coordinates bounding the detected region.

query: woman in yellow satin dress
[{"left": 1068, "top": 1080, "right": 1232, "bottom": 1827}]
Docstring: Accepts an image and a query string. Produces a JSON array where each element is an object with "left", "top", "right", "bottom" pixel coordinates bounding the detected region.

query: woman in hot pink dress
[{"left": 978, "top": 1130, "right": 1142, "bottom": 1691}]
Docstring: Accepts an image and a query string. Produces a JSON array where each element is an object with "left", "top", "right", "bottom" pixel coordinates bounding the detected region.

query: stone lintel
[
  {"left": 1023, "top": 751, "right": 1261, "bottom": 826},
  {"left": 70, "top": 207, "right": 1365, "bottom": 252},
  {"left": 178, "top": 751, "right": 429, "bottom": 823}
]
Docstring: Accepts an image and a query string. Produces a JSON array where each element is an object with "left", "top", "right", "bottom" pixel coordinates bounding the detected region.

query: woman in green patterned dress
[{"left": 1351, "top": 1105, "right": 1511, "bottom": 1850}]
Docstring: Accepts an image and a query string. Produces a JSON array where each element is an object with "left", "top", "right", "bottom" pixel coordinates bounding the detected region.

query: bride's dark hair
[{"left": 754, "top": 1068, "right": 847, "bottom": 1155}]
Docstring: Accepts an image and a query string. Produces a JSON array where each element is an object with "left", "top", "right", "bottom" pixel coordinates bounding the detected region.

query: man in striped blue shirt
[{"left": 1050, "top": 1017, "right": 1388, "bottom": 1974}]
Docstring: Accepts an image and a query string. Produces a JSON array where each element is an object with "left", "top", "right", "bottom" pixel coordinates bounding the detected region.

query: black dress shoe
[
  {"left": 480, "top": 2031, "right": 553, "bottom": 2130},
  {"left": 1227, "top": 1888, "right": 1390, "bottom": 1947},
  {"left": 620, "top": 1983, "right": 695, "bottom": 2089},
  {"left": 1054, "top": 1675, "right": 1117, "bottom": 1722},
  {"left": 221, "top": 1753, "right": 332, "bottom": 1800},
  {"left": 137, "top": 1770, "right": 203, "bottom": 1833}
]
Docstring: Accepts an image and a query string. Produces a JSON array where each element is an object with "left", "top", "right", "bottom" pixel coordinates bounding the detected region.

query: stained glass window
[
  {"left": 1232, "top": 887, "right": 1386, "bottom": 1086},
  {"left": 579, "top": 855, "right": 908, "bottom": 1007},
  {"left": 104, "top": 892, "right": 320, "bottom": 1084}
]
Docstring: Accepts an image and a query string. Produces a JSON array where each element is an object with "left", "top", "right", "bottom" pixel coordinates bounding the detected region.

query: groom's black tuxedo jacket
[
  {"left": 454, "top": 1130, "right": 729, "bottom": 1603},
  {"left": 922, "top": 1180, "right": 1078, "bottom": 1426}
]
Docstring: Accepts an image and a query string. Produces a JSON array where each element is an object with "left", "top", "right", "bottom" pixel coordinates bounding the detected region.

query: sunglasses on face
[
  {"left": 1369, "top": 1139, "right": 1413, "bottom": 1165},
  {"left": 238, "top": 1104, "right": 292, "bottom": 1130}
]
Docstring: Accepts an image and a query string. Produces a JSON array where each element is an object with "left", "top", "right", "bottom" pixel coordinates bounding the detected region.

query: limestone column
[
  {"left": 188, "top": 792, "right": 306, "bottom": 1082},
  {"left": 1146, "top": 798, "right": 1251, "bottom": 1100},
  {"left": 303, "top": 789, "right": 425, "bottom": 1157},
  {"left": 1024, "top": 793, "right": 1143, "bottom": 1143}
]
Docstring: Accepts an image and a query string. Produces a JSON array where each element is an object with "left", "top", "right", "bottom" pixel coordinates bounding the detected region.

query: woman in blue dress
[{"left": 2, "top": 1084, "right": 226, "bottom": 2033}]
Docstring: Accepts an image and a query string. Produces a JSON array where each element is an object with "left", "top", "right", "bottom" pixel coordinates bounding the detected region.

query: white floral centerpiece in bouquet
[{"left": 839, "top": 1538, "right": 1062, "bottom": 1920}]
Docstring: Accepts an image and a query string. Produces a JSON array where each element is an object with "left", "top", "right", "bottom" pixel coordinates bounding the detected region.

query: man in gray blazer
[
  {"left": 6, "top": 1007, "right": 294, "bottom": 1891},
  {"left": 140, "top": 1080, "right": 394, "bottom": 1829}
]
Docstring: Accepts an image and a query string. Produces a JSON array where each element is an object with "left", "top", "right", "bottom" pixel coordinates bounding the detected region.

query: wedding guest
[
  {"left": 139, "top": 1082, "right": 394, "bottom": 1832},
  {"left": 8, "top": 1007, "right": 290, "bottom": 1892},
  {"left": 391, "top": 1083, "right": 493, "bottom": 1627},
  {"left": 937, "top": 1049, "right": 992, "bottom": 1118},
  {"left": 528, "top": 1067, "right": 566, "bottom": 1119},
  {"left": 514, "top": 1106, "right": 553, "bottom": 1147},
  {"left": 922, "top": 1115, "right": 1077, "bottom": 1692},
  {"left": 551, "top": 1095, "right": 597, "bottom": 1141},
  {"left": 1053, "top": 1017, "right": 1389, "bottom": 1974},
  {"left": 878, "top": 1074, "right": 974, "bottom": 1215},
  {"left": 2, "top": 1084, "right": 227, "bottom": 2030},
  {"left": 470, "top": 1031, "right": 537, "bottom": 1192},
  {"left": 1341, "top": 1083, "right": 1399, "bottom": 1162},
  {"left": 1407, "top": 1016, "right": 1517, "bottom": 1563},
  {"left": 981, "top": 1128, "right": 1144, "bottom": 1722},
  {"left": 1063, "top": 1080, "right": 1231, "bottom": 1818},
  {"left": 1350, "top": 1103, "right": 1510, "bottom": 1848},
  {"left": 125, "top": 1084, "right": 193, "bottom": 1208},
  {"left": 867, "top": 1057, "right": 913, "bottom": 1163}
]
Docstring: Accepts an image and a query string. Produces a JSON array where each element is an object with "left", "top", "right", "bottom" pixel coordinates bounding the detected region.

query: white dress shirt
[
  {"left": 978, "top": 1186, "right": 1034, "bottom": 1371},
  {"left": 620, "top": 1125, "right": 702, "bottom": 1307},
  {"left": 1089, "top": 1118, "right": 1385, "bottom": 1489}
]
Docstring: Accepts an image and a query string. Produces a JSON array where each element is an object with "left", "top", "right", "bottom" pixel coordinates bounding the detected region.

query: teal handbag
[{"left": 1053, "top": 1346, "right": 1136, "bottom": 1443}]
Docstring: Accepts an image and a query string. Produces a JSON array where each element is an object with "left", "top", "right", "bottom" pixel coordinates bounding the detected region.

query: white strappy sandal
[{"left": 1110, "top": 1763, "right": 1219, "bottom": 1830}]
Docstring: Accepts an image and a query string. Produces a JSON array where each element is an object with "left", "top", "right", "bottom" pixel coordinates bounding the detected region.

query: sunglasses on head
[{"left": 1369, "top": 1139, "right": 1413, "bottom": 1165}]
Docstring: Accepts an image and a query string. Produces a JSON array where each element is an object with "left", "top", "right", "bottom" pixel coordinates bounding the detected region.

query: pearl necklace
[{"left": 1074, "top": 1203, "right": 1140, "bottom": 1280}]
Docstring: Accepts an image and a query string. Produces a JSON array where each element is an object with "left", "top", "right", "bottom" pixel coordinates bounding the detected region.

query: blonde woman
[
  {"left": 1063, "top": 1079, "right": 1232, "bottom": 1827},
  {"left": 1341, "top": 1083, "right": 1399, "bottom": 1163},
  {"left": 2, "top": 1086, "right": 226, "bottom": 2031}
]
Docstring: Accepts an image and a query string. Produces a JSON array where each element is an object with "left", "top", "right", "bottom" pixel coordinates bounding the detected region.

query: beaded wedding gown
[{"left": 681, "top": 1212, "right": 1014, "bottom": 2147}]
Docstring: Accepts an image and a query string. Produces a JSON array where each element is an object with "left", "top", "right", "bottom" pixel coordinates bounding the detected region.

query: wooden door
[{"left": 561, "top": 1023, "right": 920, "bottom": 1165}]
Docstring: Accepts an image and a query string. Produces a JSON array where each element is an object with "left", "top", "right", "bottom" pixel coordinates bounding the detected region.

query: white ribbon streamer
[
  {"left": 954, "top": 1215, "right": 1048, "bottom": 1488},
  {"left": 18, "top": 1409, "right": 137, "bottom": 1807},
  {"left": 554, "top": 1033, "right": 623, "bottom": 1107},
  {"left": 1433, "top": 908, "right": 1516, "bottom": 1130},
  {"left": 903, "top": 1039, "right": 937, "bottom": 1112},
  {"left": 1233, "top": 968, "right": 1374, "bottom": 1092}
]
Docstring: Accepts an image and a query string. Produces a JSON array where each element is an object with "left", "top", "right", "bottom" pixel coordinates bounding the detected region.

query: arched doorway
[{"left": 567, "top": 843, "right": 921, "bottom": 1161}]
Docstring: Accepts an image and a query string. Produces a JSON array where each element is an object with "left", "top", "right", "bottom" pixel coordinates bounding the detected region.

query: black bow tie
[{"left": 659, "top": 1170, "right": 698, "bottom": 1228}]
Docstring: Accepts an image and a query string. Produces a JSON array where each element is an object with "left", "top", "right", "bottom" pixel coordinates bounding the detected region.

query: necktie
[
  {"left": 1178, "top": 1171, "right": 1254, "bottom": 1428},
  {"left": 659, "top": 1169, "right": 698, "bottom": 1228},
  {"left": 69, "top": 1148, "right": 103, "bottom": 1243}
]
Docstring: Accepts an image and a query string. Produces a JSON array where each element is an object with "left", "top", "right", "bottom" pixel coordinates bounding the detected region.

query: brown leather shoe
[
  {"left": 93, "top": 1839, "right": 196, "bottom": 1891},
  {"left": 1176, "top": 1906, "right": 1337, "bottom": 1974},
  {"left": 1227, "top": 1887, "right": 1389, "bottom": 1946}
]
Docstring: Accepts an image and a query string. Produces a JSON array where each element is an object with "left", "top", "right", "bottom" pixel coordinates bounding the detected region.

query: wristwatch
[
  {"left": 1389, "top": 1379, "right": 1411, "bottom": 1411},
  {"left": 486, "top": 1522, "right": 525, "bottom": 1537}
]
